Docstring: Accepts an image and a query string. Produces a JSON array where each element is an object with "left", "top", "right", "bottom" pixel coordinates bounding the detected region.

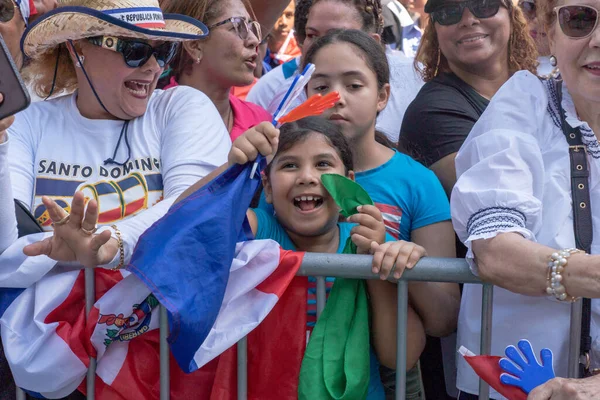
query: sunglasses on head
[
  {"left": 431, "top": 0, "right": 505, "bottom": 26},
  {"left": 555, "top": 5, "right": 599, "bottom": 39},
  {"left": 209, "top": 16, "right": 262, "bottom": 41},
  {"left": 0, "top": 0, "right": 17, "bottom": 23},
  {"left": 87, "top": 36, "right": 179, "bottom": 68},
  {"left": 518, "top": 0, "right": 536, "bottom": 20}
]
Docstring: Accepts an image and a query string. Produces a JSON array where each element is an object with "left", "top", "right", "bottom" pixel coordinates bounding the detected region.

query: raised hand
[
  {"left": 23, "top": 191, "right": 117, "bottom": 268},
  {"left": 228, "top": 121, "right": 279, "bottom": 166},
  {"left": 499, "top": 339, "right": 555, "bottom": 394}
]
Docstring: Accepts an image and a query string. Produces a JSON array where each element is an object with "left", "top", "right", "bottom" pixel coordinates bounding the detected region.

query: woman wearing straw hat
[{"left": 0, "top": 0, "right": 232, "bottom": 396}]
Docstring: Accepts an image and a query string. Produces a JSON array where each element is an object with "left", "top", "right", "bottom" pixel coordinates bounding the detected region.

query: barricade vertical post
[
  {"left": 395, "top": 280, "right": 408, "bottom": 400},
  {"left": 16, "top": 388, "right": 25, "bottom": 400},
  {"left": 316, "top": 276, "right": 326, "bottom": 318},
  {"left": 85, "top": 268, "right": 96, "bottom": 400},
  {"left": 160, "top": 305, "right": 170, "bottom": 400},
  {"left": 478, "top": 284, "right": 493, "bottom": 400},
  {"left": 568, "top": 300, "right": 583, "bottom": 378},
  {"left": 237, "top": 337, "right": 248, "bottom": 400}
]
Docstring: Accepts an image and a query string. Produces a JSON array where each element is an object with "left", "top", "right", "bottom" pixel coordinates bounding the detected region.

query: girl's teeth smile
[{"left": 293, "top": 196, "right": 324, "bottom": 211}]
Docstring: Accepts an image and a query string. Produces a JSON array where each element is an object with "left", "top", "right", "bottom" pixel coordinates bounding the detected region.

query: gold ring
[
  {"left": 81, "top": 226, "right": 97, "bottom": 236},
  {"left": 52, "top": 214, "right": 71, "bottom": 227}
]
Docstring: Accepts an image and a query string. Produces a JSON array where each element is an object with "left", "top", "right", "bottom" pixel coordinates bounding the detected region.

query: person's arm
[
  {"left": 472, "top": 232, "right": 600, "bottom": 298},
  {"left": 429, "top": 152, "right": 457, "bottom": 197},
  {"left": 408, "top": 221, "right": 459, "bottom": 337},
  {"left": 350, "top": 206, "right": 428, "bottom": 369},
  {"left": 528, "top": 375, "right": 600, "bottom": 400},
  {"left": 175, "top": 121, "right": 279, "bottom": 205},
  {"left": 249, "top": 0, "right": 293, "bottom": 36},
  {"left": 368, "top": 281, "right": 426, "bottom": 369},
  {"left": 449, "top": 73, "right": 600, "bottom": 297}
]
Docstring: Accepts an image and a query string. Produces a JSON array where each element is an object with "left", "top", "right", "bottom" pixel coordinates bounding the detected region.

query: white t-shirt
[
  {"left": 1, "top": 86, "right": 231, "bottom": 267},
  {"left": 451, "top": 71, "right": 600, "bottom": 398},
  {"left": 247, "top": 50, "right": 424, "bottom": 143}
]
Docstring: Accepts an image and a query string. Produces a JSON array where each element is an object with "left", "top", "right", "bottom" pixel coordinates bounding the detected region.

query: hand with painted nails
[
  {"left": 500, "top": 339, "right": 555, "bottom": 394},
  {"left": 370, "top": 240, "right": 427, "bottom": 280},
  {"left": 23, "top": 191, "right": 118, "bottom": 268},
  {"left": 348, "top": 204, "right": 386, "bottom": 255}
]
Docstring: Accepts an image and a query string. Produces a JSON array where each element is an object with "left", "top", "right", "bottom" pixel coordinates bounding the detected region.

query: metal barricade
[{"left": 13, "top": 254, "right": 582, "bottom": 400}]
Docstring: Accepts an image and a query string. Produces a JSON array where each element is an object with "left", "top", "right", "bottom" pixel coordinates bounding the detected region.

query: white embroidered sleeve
[{"left": 451, "top": 71, "right": 550, "bottom": 273}]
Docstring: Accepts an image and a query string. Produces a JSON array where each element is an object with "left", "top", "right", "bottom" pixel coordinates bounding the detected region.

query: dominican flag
[
  {"left": 0, "top": 156, "right": 307, "bottom": 399},
  {"left": 459, "top": 347, "right": 527, "bottom": 400}
]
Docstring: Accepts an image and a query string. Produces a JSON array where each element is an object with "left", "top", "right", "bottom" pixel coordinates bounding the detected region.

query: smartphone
[{"left": 0, "top": 34, "right": 30, "bottom": 120}]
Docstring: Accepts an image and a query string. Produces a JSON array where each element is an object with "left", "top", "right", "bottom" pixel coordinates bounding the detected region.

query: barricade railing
[{"left": 12, "top": 254, "right": 584, "bottom": 400}]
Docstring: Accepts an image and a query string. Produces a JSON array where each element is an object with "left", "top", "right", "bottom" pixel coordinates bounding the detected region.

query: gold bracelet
[
  {"left": 546, "top": 248, "right": 583, "bottom": 302},
  {"left": 111, "top": 225, "right": 125, "bottom": 271}
]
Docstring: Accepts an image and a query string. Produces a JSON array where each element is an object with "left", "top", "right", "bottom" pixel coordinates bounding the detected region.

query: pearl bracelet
[{"left": 546, "top": 248, "right": 582, "bottom": 302}]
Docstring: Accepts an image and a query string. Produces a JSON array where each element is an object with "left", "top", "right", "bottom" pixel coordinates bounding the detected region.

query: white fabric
[
  {"left": 246, "top": 50, "right": 424, "bottom": 143},
  {"left": 192, "top": 239, "right": 283, "bottom": 369},
  {"left": 385, "top": 0, "right": 414, "bottom": 27},
  {"left": 451, "top": 71, "right": 600, "bottom": 398},
  {"left": 0, "top": 136, "right": 17, "bottom": 254},
  {"left": 246, "top": 57, "right": 299, "bottom": 113},
  {"left": 1, "top": 86, "right": 230, "bottom": 269}
]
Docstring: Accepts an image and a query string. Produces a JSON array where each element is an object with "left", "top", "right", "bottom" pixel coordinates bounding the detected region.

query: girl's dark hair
[
  {"left": 264, "top": 116, "right": 354, "bottom": 177},
  {"left": 301, "top": 29, "right": 392, "bottom": 147},
  {"left": 311, "top": 0, "right": 384, "bottom": 34},
  {"left": 302, "top": 29, "right": 389, "bottom": 90}
]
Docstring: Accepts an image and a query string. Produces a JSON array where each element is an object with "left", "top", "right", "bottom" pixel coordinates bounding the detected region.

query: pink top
[
  {"left": 229, "top": 93, "right": 272, "bottom": 142},
  {"left": 162, "top": 77, "right": 271, "bottom": 143}
]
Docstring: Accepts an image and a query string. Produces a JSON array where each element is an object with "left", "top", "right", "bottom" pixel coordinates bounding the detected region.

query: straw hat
[{"left": 21, "top": 0, "right": 209, "bottom": 59}]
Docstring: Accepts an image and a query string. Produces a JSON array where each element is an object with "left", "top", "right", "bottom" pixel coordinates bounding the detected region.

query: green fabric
[{"left": 298, "top": 174, "right": 374, "bottom": 400}]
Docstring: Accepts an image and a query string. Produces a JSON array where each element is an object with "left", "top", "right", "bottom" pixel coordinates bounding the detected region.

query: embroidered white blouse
[{"left": 451, "top": 71, "right": 600, "bottom": 398}]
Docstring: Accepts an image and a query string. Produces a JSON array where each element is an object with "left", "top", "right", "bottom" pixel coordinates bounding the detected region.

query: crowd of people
[{"left": 0, "top": 0, "right": 599, "bottom": 399}]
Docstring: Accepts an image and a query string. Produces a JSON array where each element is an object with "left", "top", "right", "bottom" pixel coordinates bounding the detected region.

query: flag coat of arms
[{"left": 0, "top": 157, "right": 308, "bottom": 399}]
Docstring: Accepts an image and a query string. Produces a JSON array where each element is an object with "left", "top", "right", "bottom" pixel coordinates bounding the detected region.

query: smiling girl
[{"left": 238, "top": 117, "right": 428, "bottom": 399}]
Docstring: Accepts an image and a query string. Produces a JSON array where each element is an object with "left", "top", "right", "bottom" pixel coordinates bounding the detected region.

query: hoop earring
[{"left": 550, "top": 55, "right": 557, "bottom": 67}]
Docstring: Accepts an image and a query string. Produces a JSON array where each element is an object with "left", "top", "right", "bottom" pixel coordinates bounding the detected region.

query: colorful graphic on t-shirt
[
  {"left": 374, "top": 202, "right": 403, "bottom": 240},
  {"left": 33, "top": 158, "right": 164, "bottom": 230}
]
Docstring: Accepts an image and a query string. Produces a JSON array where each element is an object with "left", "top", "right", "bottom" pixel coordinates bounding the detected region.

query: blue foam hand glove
[{"left": 499, "top": 339, "right": 555, "bottom": 394}]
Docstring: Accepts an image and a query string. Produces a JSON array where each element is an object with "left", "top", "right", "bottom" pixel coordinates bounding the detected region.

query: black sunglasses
[
  {"left": 555, "top": 5, "right": 599, "bottom": 39},
  {"left": 431, "top": 0, "right": 505, "bottom": 26},
  {"left": 87, "top": 36, "right": 179, "bottom": 68},
  {"left": 0, "top": 0, "right": 17, "bottom": 23},
  {"left": 518, "top": 0, "right": 536, "bottom": 20}
]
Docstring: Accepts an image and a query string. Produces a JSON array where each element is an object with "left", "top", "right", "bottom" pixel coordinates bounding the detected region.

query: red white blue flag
[{"left": 1, "top": 157, "right": 307, "bottom": 399}]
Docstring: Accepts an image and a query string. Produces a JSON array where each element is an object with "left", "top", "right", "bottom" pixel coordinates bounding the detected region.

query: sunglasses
[
  {"left": 0, "top": 0, "right": 17, "bottom": 23},
  {"left": 209, "top": 16, "right": 262, "bottom": 41},
  {"left": 518, "top": 0, "right": 536, "bottom": 20},
  {"left": 87, "top": 36, "right": 179, "bottom": 68},
  {"left": 555, "top": 5, "right": 599, "bottom": 39},
  {"left": 431, "top": 0, "right": 505, "bottom": 26}
]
